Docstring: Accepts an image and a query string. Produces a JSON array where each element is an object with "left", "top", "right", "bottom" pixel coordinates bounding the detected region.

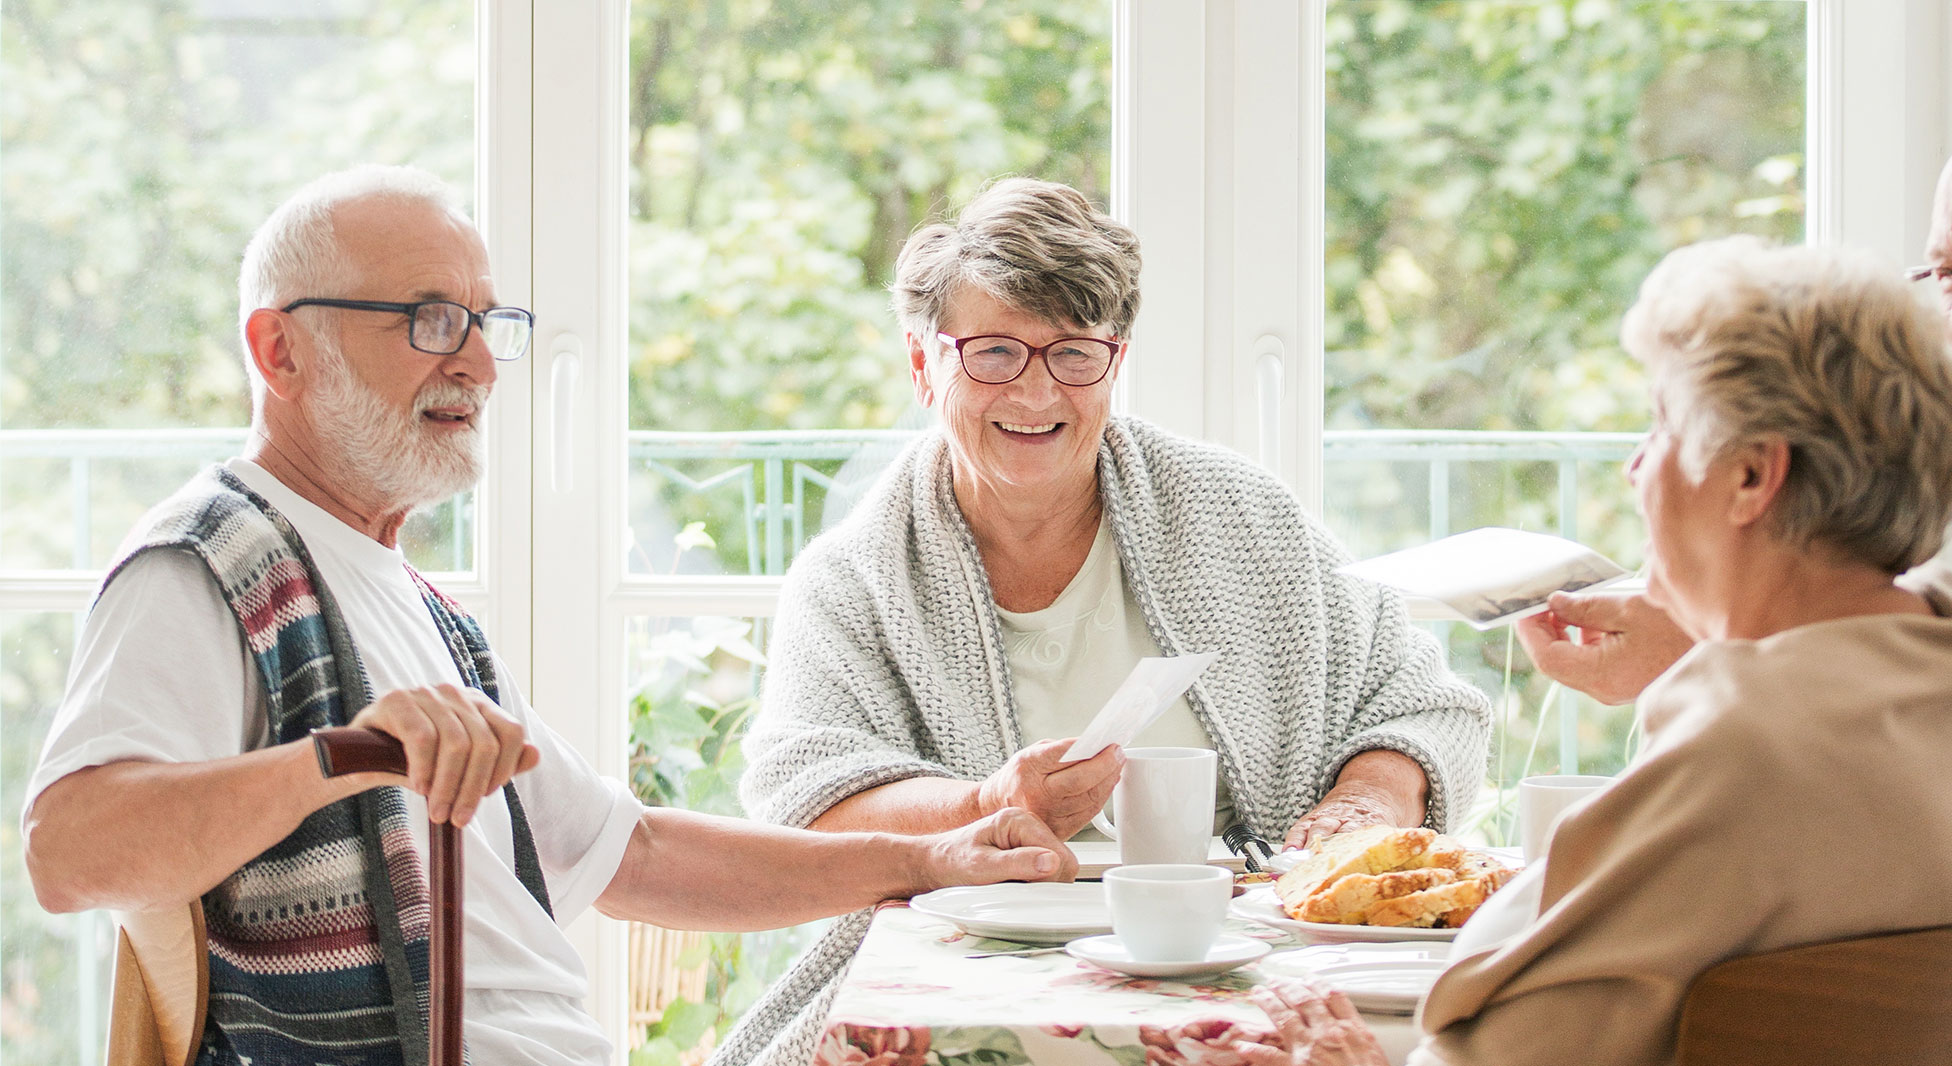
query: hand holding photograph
[{"left": 1336, "top": 527, "right": 1630, "bottom": 630}]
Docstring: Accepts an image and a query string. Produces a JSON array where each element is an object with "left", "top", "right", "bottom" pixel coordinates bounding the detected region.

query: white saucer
[
  {"left": 1065, "top": 933, "right": 1271, "bottom": 978},
  {"left": 910, "top": 883, "right": 1112, "bottom": 944}
]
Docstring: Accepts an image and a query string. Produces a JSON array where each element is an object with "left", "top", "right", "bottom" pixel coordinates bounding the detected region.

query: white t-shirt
[
  {"left": 996, "top": 518, "right": 1236, "bottom": 837},
  {"left": 25, "top": 459, "right": 641, "bottom": 1066}
]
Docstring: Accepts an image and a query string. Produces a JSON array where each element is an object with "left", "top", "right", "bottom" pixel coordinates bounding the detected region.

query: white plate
[
  {"left": 1229, "top": 887, "right": 1458, "bottom": 944},
  {"left": 1066, "top": 933, "right": 1271, "bottom": 978},
  {"left": 1261, "top": 942, "right": 1453, "bottom": 1014},
  {"left": 1267, "top": 844, "right": 1522, "bottom": 875},
  {"left": 909, "top": 883, "right": 1112, "bottom": 944}
]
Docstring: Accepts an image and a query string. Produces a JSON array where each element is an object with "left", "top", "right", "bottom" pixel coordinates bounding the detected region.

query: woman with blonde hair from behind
[{"left": 1238, "top": 235, "right": 1952, "bottom": 1066}]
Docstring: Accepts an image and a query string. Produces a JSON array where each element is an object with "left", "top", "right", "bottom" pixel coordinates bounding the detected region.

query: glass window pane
[
  {"left": 2, "top": 611, "right": 116, "bottom": 1066},
  {"left": 1323, "top": 0, "right": 1805, "bottom": 561},
  {"left": 2, "top": 3, "right": 479, "bottom": 1061},
  {"left": 624, "top": 1, "right": 1115, "bottom": 578},
  {"left": 1, "top": 0, "right": 477, "bottom": 574},
  {"left": 623, "top": 614, "right": 827, "bottom": 1058},
  {"left": 1321, "top": 1, "right": 1805, "bottom": 799}
]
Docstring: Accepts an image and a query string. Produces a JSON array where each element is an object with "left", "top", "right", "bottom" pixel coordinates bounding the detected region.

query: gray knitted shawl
[{"left": 711, "top": 416, "right": 1491, "bottom": 1066}]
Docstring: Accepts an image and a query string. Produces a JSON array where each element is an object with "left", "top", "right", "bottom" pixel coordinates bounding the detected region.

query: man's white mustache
[{"left": 418, "top": 382, "right": 491, "bottom": 418}]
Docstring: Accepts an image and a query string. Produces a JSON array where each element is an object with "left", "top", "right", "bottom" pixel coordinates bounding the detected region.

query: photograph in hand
[{"left": 1337, "top": 527, "right": 1629, "bottom": 630}]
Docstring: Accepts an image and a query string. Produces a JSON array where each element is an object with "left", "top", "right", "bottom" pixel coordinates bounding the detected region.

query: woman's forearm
[{"left": 805, "top": 776, "right": 986, "bottom": 835}]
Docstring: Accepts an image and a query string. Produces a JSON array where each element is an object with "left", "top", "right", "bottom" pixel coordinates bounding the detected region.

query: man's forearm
[
  {"left": 594, "top": 807, "right": 946, "bottom": 930},
  {"left": 25, "top": 743, "right": 386, "bottom": 913},
  {"left": 1332, "top": 749, "right": 1430, "bottom": 825},
  {"left": 804, "top": 776, "right": 985, "bottom": 835}
]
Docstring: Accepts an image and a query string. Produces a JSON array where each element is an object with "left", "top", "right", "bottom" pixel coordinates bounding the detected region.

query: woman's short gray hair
[
  {"left": 236, "top": 165, "right": 463, "bottom": 406},
  {"left": 891, "top": 177, "right": 1141, "bottom": 341},
  {"left": 1622, "top": 235, "right": 1952, "bottom": 572}
]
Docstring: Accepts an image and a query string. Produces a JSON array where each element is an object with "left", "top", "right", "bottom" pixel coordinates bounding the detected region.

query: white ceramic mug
[
  {"left": 1518, "top": 774, "right": 1613, "bottom": 862},
  {"left": 1104, "top": 863, "right": 1233, "bottom": 962},
  {"left": 1089, "top": 746, "right": 1217, "bottom": 866}
]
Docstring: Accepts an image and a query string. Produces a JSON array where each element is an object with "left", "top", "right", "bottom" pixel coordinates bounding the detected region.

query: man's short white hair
[{"left": 236, "top": 165, "right": 464, "bottom": 409}]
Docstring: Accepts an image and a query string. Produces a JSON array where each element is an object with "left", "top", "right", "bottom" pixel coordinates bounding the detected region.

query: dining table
[{"left": 812, "top": 896, "right": 1428, "bottom": 1066}]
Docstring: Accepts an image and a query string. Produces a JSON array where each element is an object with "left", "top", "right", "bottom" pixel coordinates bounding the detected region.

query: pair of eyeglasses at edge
[
  {"left": 1904, "top": 264, "right": 1952, "bottom": 284},
  {"left": 280, "top": 298, "right": 535, "bottom": 361},
  {"left": 936, "top": 331, "right": 1119, "bottom": 387}
]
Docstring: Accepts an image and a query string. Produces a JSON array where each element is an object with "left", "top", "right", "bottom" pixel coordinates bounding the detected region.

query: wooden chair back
[
  {"left": 106, "top": 901, "right": 208, "bottom": 1066},
  {"left": 1676, "top": 925, "right": 1952, "bottom": 1066},
  {"left": 103, "top": 729, "right": 460, "bottom": 1066}
]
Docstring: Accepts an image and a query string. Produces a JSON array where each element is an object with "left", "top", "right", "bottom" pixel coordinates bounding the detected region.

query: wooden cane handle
[{"left": 310, "top": 726, "right": 408, "bottom": 778}]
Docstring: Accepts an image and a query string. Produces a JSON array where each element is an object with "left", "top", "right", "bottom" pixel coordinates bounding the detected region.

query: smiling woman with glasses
[
  {"left": 281, "top": 297, "right": 535, "bottom": 361},
  {"left": 712, "top": 177, "right": 1493, "bottom": 1066}
]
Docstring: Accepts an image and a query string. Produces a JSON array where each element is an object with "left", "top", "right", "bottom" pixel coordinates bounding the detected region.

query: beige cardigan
[{"left": 1411, "top": 563, "right": 1952, "bottom": 1066}]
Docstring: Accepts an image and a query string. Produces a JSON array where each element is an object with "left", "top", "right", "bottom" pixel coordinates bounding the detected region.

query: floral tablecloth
[{"left": 815, "top": 902, "right": 1422, "bottom": 1066}]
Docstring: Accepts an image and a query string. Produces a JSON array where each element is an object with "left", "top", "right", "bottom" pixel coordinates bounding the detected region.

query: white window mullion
[
  {"left": 1810, "top": 0, "right": 1947, "bottom": 263},
  {"left": 529, "top": 0, "right": 630, "bottom": 1051},
  {"left": 1118, "top": 2, "right": 1322, "bottom": 513},
  {"left": 1225, "top": 2, "right": 1315, "bottom": 507},
  {"left": 1116, "top": 0, "right": 1209, "bottom": 442},
  {"left": 1294, "top": 4, "right": 1328, "bottom": 517},
  {"left": 477, "top": 0, "right": 535, "bottom": 679}
]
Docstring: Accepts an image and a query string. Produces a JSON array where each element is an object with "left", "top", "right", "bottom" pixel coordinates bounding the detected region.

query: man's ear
[
  {"left": 1727, "top": 437, "right": 1791, "bottom": 527},
  {"left": 244, "top": 308, "right": 307, "bottom": 401},
  {"left": 907, "top": 332, "right": 934, "bottom": 407}
]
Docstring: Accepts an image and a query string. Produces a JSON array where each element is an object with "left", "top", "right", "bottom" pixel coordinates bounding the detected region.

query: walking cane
[{"left": 310, "top": 726, "right": 464, "bottom": 1066}]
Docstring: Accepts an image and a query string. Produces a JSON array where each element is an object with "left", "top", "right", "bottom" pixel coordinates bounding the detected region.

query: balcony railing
[
  {"left": 4, "top": 425, "right": 1640, "bottom": 784},
  {"left": 626, "top": 427, "right": 1642, "bottom": 574},
  {"left": 0, "top": 426, "right": 1642, "bottom": 575}
]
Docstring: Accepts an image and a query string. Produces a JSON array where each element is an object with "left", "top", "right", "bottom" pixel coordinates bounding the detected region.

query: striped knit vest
[{"left": 102, "top": 466, "right": 552, "bottom": 1066}]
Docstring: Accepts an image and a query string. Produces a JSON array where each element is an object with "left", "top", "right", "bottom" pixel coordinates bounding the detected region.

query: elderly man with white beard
[{"left": 20, "top": 165, "right": 1075, "bottom": 1066}]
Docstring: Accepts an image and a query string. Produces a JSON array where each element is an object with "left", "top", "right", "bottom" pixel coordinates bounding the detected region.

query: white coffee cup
[
  {"left": 1104, "top": 863, "right": 1233, "bottom": 962},
  {"left": 1518, "top": 774, "right": 1613, "bottom": 862},
  {"left": 1089, "top": 746, "right": 1217, "bottom": 866}
]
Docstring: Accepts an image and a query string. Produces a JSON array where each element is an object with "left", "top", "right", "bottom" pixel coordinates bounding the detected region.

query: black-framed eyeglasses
[
  {"left": 936, "top": 332, "right": 1119, "bottom": 387},
  {"left": 280, "top": 298, "right": 534, "bottom": 361},
  {"left": 1904, "top": 264, "right": 1951, "bottom": 284}
]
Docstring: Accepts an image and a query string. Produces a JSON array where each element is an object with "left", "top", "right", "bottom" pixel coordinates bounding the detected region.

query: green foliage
[
  {"left": 1325, "top": 1, "right": 1804, "bottom": 439},
  {"left": 623, "top": 0, "right": 1114, "bottom": 574},
  {"left": 626, "top": 0, "right": 1113, "bottom": 430},
  {"left": 628, "top": 575, "right": 767, "bottom": 813},
  {"left": 0, "top": 613, "right": 108, "bottom": 1065},
  {"left": 1, "top": 0, "right": 474, "bottom": 434},
  {"left": 1322, "top": 2, "right": 1803, "bottom": 791},
  {"left": 0, "top": 0, "right": 476, "bottom": 573},
  {"left": 623, "top": 525, "right": 815, "bottom": 1055},
  {"left": 1324, "top": 0, "right": 1803, "bottom": 572}
]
